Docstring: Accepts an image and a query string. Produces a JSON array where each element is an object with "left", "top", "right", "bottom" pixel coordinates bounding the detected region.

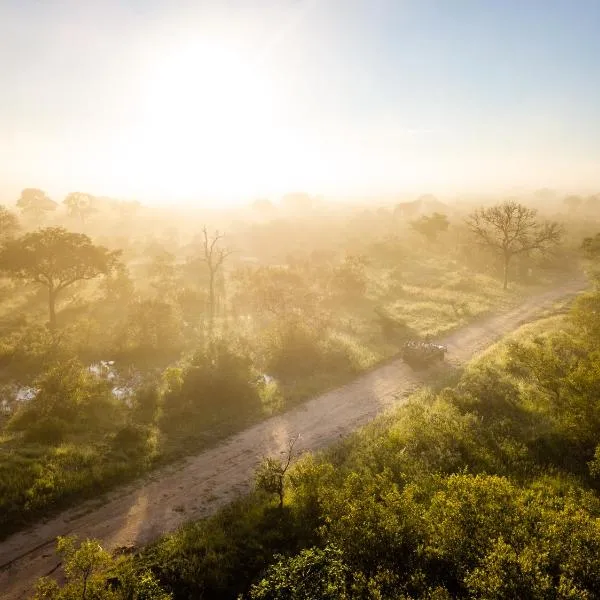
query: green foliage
[
  {"left": 255, "top": 439, "right": 298, "bottom": 510},
  {"left": 33, "top": 536, "right": 171, "bottom": 600},
  {"left": 255, "top": 458, "right": 287, "bottom": 504},
  {"left": 132, "top": 384, "right": 162, "bottom": 424},
  {"left": 0, "top": 227, "right": 120, "bottom": 286},
  {"left": 113, "top": 423, "right": 153, "bottom": 458},
  {"left": 588, "top": 445, "right": 600, "bottom": 480},
  {"left": 582, "top": 232, "right": 600, "bottom": 259},
  {"left": 161, "top": 341, "right": 261, "bottom": 439},
  {"left": 63, "top": 192, "right": 97, "bottom": 224},
  {"left": 0, "top": 227, "right": 121, "bottom": 327},
  {"left": 0, "top": 323, "right": 71, "bottom": 379},
  {"left": 119, "top": 300, "right": 183, "bottom": 358},
  {"left": 101, "top": 263, "right": 135, "bottom": 304},
  {"left": 248, "top": 546, "right": 350, "bottom": 600},
  {"left": 9, "top": 359, "right": 110, "bottom": 427},
  {"left": 0, "top": 202, "right": 584, "bottom": 576},
  {"left": 23, "top": 416, "right": 69, "bottom": 445},
  {"left": 331, "top": 255, "right": 368, "bottom": 296},
  {"left": 0, "top": 204, "right": 20, "bottom": 243},
  {"left": 16, "top": 188, "right": 57, "bottom": 221},
  {"left": 232, "top": 265, "right": 318, "bottom": 319},
  {"left": 58, "top": 535, "right": 112, "bottom": 599},
  {"left": 109, "top": 288, "right": 600, "bottom": 600},
  {"left": 261, "top": 317, "right": 341, "bottom": 380},
  {"left": 410, "top": 212, "right": 450, "bottom": 243},
  {"left": 146, "top": 248, "right": 178, "bottom": 299}
]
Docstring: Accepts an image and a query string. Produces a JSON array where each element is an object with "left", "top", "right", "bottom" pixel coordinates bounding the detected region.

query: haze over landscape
[
  {"left": 2, "top": 0, "right": 600, "bottom": 205},
  {"left": 4, "top": 2, "right": 600, "bottom": 600}
]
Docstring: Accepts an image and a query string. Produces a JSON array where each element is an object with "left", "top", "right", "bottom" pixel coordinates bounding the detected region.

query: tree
[
  {"left": 0, "top": 205, "right": 20, "bottom": 244},
  {"left": 582, "top": 233, "right": 600, "bottom": 261},
  {"left": 146, "top": 248, "right": 178, "bottom": 299},
  {"left": 466, "top": 200, "right": 562, "bottom": 289},
  {"left": 120, "top": 299, "right": 183, "bottom": 355},
  {"left": 63, "top": 192, "right": 97, "bottom": 224},
  {"left": 0, "top": 228, "right": 121, "bottom": 328},
  {"left": 200, "top": 227, "right": 232, "bottom": 339},
  {"left": 56, "top": 536, "right": 112, "bottom": 600},
  {"left": 101, "top": 263, "right": 135, "bottom": 305},
  {"left": 33, "top": 536, "right": 171, "bottom": 600},
  {"left": 410, "top": 212, "right": 450, "bottom": 243},
  {"left": 16, "top": 188, "right": 58, "bottom": 222},
  {"left": 232, "top": 265, "right": 316, "bottom": 320},
  {"left": 332, "top": 255, "right": 368, "bottom": 295},
  {"left": 255, "top": 435, "right": 300, "bottom": 509}
]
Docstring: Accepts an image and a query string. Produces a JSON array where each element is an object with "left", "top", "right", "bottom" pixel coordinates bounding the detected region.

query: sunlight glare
[{"left": 131, "top": 40, "right": 287, "bottom": 201}]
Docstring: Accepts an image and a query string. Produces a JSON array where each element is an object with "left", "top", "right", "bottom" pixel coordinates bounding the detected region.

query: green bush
[
  {"left": 161, "top": 342, "right": 261, "bottom": 434},
  {"left": 23, "top": 416, "right": 69, "bottom": 445},
  {"left": 113, "top": 423, "right": 152, "bottom": 457}
]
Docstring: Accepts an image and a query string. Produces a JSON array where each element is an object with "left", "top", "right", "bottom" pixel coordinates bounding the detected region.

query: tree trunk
[
  {"left": 208, "top": 269, "right": 215, "bottom": 342},
  {"left": 503, "top": 254, "right": 510, "bottom": 290},
  {"left": 48, "top": 286, "right": 57, "bottom": 330}
]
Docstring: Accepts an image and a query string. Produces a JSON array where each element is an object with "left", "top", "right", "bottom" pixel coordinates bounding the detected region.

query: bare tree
[
  {"left": 466, "top": 200, "right": 562, "bottom": 289},
  {"left": 201, "top": 227, "right": 232, "bottom": 338},
  {"left": 255, "top": 434, "right": 300, "bottom": 510}
]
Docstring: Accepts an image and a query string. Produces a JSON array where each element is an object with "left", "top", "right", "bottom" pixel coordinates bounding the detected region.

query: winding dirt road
[{"left": 0, "top": 276, "right": 587, "bottom": 599}]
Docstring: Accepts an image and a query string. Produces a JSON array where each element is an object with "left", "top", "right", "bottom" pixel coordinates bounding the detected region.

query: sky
[{"left": 1, "top": 0, "right": 599, "bottom": 206}]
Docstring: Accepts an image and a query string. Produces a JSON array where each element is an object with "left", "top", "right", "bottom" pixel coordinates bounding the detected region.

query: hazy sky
[{"left": 1, "top": 0, "right": 599, "bottom": 205}]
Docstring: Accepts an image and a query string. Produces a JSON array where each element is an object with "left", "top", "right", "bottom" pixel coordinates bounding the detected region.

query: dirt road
[{"left": 0, "top": 277, "right": 587, "bottom": 599}]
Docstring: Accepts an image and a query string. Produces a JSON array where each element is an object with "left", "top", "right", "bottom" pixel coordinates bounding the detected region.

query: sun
[{"left": 129, "top": 40, "right": 289, "bottom": 201}]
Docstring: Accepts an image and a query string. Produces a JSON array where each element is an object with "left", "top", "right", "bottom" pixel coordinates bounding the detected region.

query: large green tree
[
  {"left": 0, "top": 227, "right": 120, "bottom": 328},
  {"left": 466, "top": 200, "right": 562, "bottom": 289}
]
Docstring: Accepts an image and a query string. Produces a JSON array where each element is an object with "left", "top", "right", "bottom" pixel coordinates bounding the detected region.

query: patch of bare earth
[{"left": 0, "top": 276, "right": 587, "bottom": 600}]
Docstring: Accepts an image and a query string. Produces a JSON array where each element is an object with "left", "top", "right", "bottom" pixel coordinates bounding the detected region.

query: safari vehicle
[{"left": 401, "top": 340, "right": 447, "bottom": 367}]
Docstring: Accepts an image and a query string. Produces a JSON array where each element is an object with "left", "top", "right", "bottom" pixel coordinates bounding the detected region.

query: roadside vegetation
[
  {"left": 34, "top": 269, "right": 600, "bottom": 599},
  {"left": 0, "top": 192, "right": 588, "bottom": 541}
]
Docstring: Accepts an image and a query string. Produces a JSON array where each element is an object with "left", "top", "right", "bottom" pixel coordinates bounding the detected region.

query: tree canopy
[
  {"left": 63, "top": 192, "right": 97, "bottom": 223},
  {"left": 466, "top": 200, "right": 562, "bottom": 289},
  {"left": 0, "top": 227, "right": 120, "bottom": 328},
  {"left": 410, "top": 212, "right": 450, "bottom": 243},
  {"left": 16, "top": 188, "right": 58, "bottom": 221},
  {"left": 0, "top": 205, "right": 20, "bottom": 243}
]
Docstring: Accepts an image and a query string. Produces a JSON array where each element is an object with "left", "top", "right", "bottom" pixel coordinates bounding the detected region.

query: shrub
[
  {"left": 23, "top": 416, "right": 69, "bottom": 445},
  {"left": 133, "top": 384, "right": 161, "bottom": 424},
  {"left": 161, "top": 342, "right": 261, "bottom": 432},
  {"left": 113, "top": 423, "right": 151, "bottom": 457}
]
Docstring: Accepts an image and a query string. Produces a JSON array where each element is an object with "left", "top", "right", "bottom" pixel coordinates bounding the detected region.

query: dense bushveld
[
  {"left": 0, "top": 196, "right": 587, "bottom": 539},
  {"left": 35, "top": 276, "right": 600, "bottom": 599}
]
